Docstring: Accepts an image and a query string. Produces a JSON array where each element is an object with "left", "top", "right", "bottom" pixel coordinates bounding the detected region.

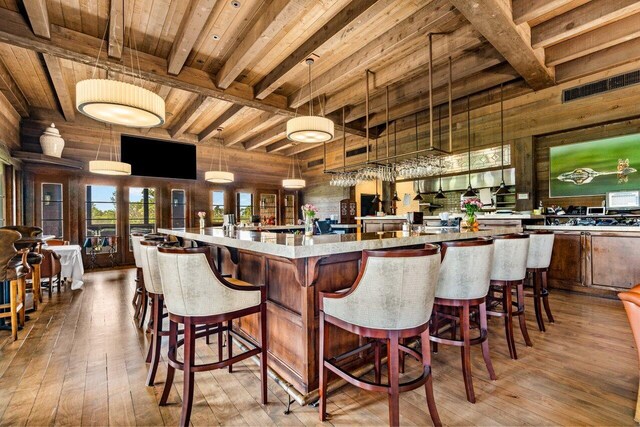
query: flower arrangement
[
  {"left": 460, "top": 198, "right": 483, "bottom": 228},
  {"left": 301, "top": 204, "right": 319, "bottom": 218},
  {"left": 197, "top": 211, "right": 206, "bottom": 219}
]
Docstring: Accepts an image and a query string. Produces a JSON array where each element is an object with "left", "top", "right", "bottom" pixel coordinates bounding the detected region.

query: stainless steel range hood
[{"left": 413, "top": 168, "right": 515, "bottom": 193}]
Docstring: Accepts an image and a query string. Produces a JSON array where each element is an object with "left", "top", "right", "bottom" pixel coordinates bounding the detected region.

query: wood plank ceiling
[{"left": 0, "top": 0, "right": 639, "bottom": 158}]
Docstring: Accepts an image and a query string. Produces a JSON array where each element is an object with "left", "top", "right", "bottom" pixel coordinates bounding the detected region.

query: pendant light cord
[
  {"left": 467, "top": 95, "right": 471, "bottom": 186},
  {"left": 500, "top": 83, "right": 505, "bottom": 181}
]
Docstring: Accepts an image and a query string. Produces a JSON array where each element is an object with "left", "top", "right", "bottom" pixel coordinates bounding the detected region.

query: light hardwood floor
[{"left": 0, "top": 268, "right": 636, "bottom": 426}]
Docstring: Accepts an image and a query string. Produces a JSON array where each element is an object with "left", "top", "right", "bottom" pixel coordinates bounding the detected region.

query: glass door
[
  {"left": 283, "top": 194, "right": 296, "bottom": 225},
  {"left": 171, "top": 189, "right": 186, "bottom": 228},
  {"left": 259, "top": 193, "right": 277, "bottom": 225}
]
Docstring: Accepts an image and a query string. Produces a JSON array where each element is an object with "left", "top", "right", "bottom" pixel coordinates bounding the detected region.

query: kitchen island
[{"left": 158, "top": 226, "right": 521, "bottom": 404}]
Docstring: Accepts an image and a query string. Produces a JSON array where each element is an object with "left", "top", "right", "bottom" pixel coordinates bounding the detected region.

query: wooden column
[{"left": 514, "top": 136, "right": 534, "bottom": 211}]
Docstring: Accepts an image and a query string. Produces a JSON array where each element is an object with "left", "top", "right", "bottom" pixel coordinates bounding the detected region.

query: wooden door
[
  {"left": 587, "top": 232, "right": 640, "bottom": 290},
  {"left": 548, "top": 231, "right": 584, "bottom": 290}
]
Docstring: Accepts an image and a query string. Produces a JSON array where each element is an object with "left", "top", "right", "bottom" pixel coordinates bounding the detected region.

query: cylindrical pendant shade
[
  {"left": 205, "top": 170, "right": 234, "bottom": 183},
  {"left": 89, "top": 160, "right": 131, "bottom": 175},
  {"left": 76, "top": 79, "right": 165, "bottom": 128},
  {"left": 286, "top": 116, "right": 334, "bottom": 143},
  {"left": 282, "top": 178, "right": 306, "bottom": 189}
]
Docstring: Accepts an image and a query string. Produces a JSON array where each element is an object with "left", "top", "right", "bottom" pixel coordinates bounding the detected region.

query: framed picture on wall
[{"left": 549, "top": 133, "right": 640, "bottom": 197}]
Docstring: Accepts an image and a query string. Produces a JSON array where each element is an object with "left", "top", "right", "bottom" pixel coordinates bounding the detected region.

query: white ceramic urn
[{"left": 39, "top": 123, "right": 65, "bottom": 158}]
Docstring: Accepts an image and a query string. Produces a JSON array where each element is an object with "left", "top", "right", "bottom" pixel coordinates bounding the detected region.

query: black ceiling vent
[
  {"left": 563, "top": 69, "right": 640, "bottom": 103},
  {"left": 307, "top": 158, "right": 323, "bottom": 168},
  {"left": 346, "top": 145, "right": 373, "bottom": 158}
]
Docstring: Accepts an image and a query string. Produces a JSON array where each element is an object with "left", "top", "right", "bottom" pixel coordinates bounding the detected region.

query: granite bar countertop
[
  {"left": 158, "top": 226, "right": 522, "bottom": 259},
  {"left": 526, "top": 225, "right": 640, "bottom": 232}
]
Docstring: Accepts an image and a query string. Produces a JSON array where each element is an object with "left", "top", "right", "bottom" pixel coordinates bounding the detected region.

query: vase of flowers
[
  {"left": 197, "top": 211, "right": 206, "bottom": 229},
  {"left": 301, "top": 203, "right": 319, "bottom": 236},
  {"left": 460, "top": 198, "right": 483, "bottom": 229}
]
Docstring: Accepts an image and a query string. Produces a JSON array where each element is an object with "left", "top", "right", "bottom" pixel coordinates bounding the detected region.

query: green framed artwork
[{"left": 549, "top": 133, "right": 640, "bottom": 198}]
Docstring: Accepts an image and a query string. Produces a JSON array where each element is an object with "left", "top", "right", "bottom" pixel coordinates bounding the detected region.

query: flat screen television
[{"left": 121, "top": 135, "right": 197, "bottom": 180}]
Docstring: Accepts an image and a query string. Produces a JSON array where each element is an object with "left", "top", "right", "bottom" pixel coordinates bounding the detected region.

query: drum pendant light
[
  {"left": 435, "top": 105, "right": 446, "bottom": 199},
  {"left": 283, "top": 154, "right": 306, "bottom": 189},
  {"left": 463, "top": 95, "right": 477, "bottom": 198},
  {"left": 286, "top": 59, "right": 334, "bottom": 143},
  {"left": 205, "top": 128, "right": 234, "bottom": 183},
  {"left": 76, "top": 15, "right": 164, "bottom": 128},
  {"left": 495, "top": 84, "right": 510, "bottom": 195},
  {"left": 89, "top": 125, "right": 131, "bottom": 175}
]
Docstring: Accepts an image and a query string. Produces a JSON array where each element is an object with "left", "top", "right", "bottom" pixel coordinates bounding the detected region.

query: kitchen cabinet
[
  {"left": 546, "top": 229, "right": 640, "bottom": 296},
  {"left": 361, "top": 219, "right": 405, "bottom": 233}
]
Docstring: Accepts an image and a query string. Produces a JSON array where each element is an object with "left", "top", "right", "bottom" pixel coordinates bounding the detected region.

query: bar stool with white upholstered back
[
  {"left": 156, "top": 246, "right": 267, "bottom": 427},
  {"left": 130, "top": 233, "right": 146, "bottom": 327},
  {"left": 526, "top": 230, "right": 555, "bottom": 332},
  {"left": 319, "top": 246, "right": 442, "bottom": 427},
  {"left": 486, "top": 233, "right": 532, "bottom": 359},
  {"left": 430, "top": 238, "right": 496, "bottom": 404}
]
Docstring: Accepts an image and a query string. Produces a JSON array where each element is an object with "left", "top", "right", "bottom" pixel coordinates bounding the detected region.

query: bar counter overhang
[{"left": 157, "top": 226, "right": 522, "bottom": 404}]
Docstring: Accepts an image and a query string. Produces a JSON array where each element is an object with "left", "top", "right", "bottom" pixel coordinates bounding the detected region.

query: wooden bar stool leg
[
  {"left": 502, "top": 284, "right": 517, "bottom": 359},
  {"left": 217, "top": 323, "right": 223, "bottom": 361},
  {"left": 138, "top": 290, "right": 148, "bottom": 329},
  {"left": 318, "top": 312, "right": 328, "bottom": 422},
  {"left": 19, "top": 278, "right": 26, "bottom": 327},
  {"left": 146, "top": 294, "right": 164, "bottom": 386},
  {"left": 33, "top": 264, "right": 41, "bottom": 308},
  {"left": 387, "top": 332, "right": 400, "bottom": 427},
  {"left": 516, "top": 282, "right": 532, "bottom": 347},
  {"left": 532, "top": 272, "right": 545, "bottom": 332},
  {"left": 430, "top": 313, "right": 438, "bottom": 354},
  {"left": 479, "top": 301, "right": 496, "bottom": 380},
  {"left": 420, "top": 331, "right": 442, "bottom": 427},
  {"left": 10, "top": 279, "right": 18, "bottom": 341},
  {"left": 180, "top": 318, "right": 196, "bottom": 427},
  {"left": 227, "top": 320, "right": 233, "bottom": 373},
  {"left": 374, "top": 340, "right": 382, "bottom": 384},
  {"left": 541, "top": 270, "right": 555, "bottom": 323},
  {"left": 160, "top": 320, "right": 178, "bottom": 406},
  {"left": 259, "top": 302, "right": 267, "bottom": 405},
  {"left": 460, "top": 303, "right": 475, "bottom": 403}
]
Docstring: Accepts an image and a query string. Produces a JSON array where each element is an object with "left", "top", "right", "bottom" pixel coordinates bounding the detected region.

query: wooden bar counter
[{"left": 157, "top": 226, "right": 521, "bottom": 403}]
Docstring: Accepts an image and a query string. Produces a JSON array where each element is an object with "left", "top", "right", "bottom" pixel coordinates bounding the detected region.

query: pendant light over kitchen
[
  {"left": 76, "top": 15, "right": 165, "bottom": 128},
  {"left": 434, "top": 105, "right": 446, "bottom": 199},
  {"left": 494, "top": 83, "right": 510, "bottom": 195},
  {"left": 89, "top": 125, "right": 131, "bottom": 175},
  {"left": 282, "top": 154, "right": 306, "bottom": 189},
  {"left": 286, "top": 58, "right": 334, "bottom": 143},
  {"left": 462, "top": 95, "right": 477, "bottom": 198},
  {"left": 205, "top": 128, "right": 234, "bottom": 183}
]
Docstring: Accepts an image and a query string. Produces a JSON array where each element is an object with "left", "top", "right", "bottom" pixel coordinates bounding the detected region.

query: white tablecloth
[{"left": 42, "top": 244, "right": 84, "bottom": 290}]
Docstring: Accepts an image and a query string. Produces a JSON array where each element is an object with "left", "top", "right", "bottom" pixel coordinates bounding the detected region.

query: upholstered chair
[
  {"left": 1, "top": 226, "right": 43, "bottom": 251},
  {"left": 0, "top": 229, "right": 30, "bottom": 340},
  {"left": 26, "top": 249, "right": 59, "bottom": 298},
  {"left": 139, "top": 240, "right": 164, "bottom": 386},
  {"left": 130, "top": 233, "right": 147, "bottom": 327},
  {"left": 526, "top": 231, "right": 555, "bottom": 331},
  {"left": 319, "top": 247, "right": 442, "bottom": 427},
  {"left": 156, "top": 246, "right": 267, "bottom": 427},
  {"left": 619, "top": 285, "right": 640, "bottom": 422},
  {"left": 487, "top": 234, "right": 532, "bottom": 360},
  {"left": 430, "top": 238, "right": 496, "bottom": 404}
]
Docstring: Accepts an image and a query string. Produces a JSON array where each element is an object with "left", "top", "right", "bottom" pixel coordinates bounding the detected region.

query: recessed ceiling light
[
  {"left": 212, "top": 34, "right": 220, "bottom": 40},
  {"left": 231, "top": 1, "right": 241, "bottom": 8}
]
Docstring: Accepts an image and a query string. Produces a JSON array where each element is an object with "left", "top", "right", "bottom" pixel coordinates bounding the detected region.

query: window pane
[
  {"left": 239, "top": 193, "right": 251, "bottom": 206},
  {"left": 86, "top": 186, "right": 117, "bottom": 246},
  {"left": 128, "top": 188, "right": 156, "bottom": 248},
  {"left": 212, "top": 191, "right": 224, "bottom": 205},
  {"left": 42, "top": 220, "right": 63, "bottom": 238},
  {"left": 42, "top": 183, "right": 63, "bottom": 202},
  {"left": 42, "top": 183, "right": 63, "bottom": 237},
  {"left": 171, "top": 190, "right": 186, "bottom": 226},
  {"left": 211, "top": 191, "right": 225, "bottom": 223}
]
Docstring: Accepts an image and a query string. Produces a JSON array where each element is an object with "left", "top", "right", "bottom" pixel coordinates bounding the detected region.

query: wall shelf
[{"left": 12, "top": 151, "right": 84, "bottom": 169}]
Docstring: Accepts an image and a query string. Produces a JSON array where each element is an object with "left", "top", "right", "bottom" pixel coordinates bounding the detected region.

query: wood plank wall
[{"left": 0, "top": 91, "right": 20, "bottom": 150}]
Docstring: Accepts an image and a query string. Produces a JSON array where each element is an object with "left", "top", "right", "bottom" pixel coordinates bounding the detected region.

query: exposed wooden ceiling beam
[
  {"left": 0, "top": 57, "right": 29, "bottom": 117},
  {"left": 555, "top": 36, "right": 640, "bottom": 82},
  {"left": 199, "top": 104, "right": 245, "bottom": 141},
  {"left": 288, "top": 0, "right": 458, "bottom": 108},
  {"left": 42, "top": 53, "right": 74, "bottom": 121},
  {"left": 545, "top": 12, "right": 640, "bottom": 66},
  {"left": 167, "top": 0, "right": 217, "bottom": 76},
  {"left": 282, "top": 141, "right": 324, "bottom": 156},
  {"left": 367, "top": 63, "right": 520, "bottom": 127},
  {"left": 0, "top": 8, "right": 368, "bottom": 139},
  {"left": 22, "top": 0, "right": 50, "bottom": 39},
  {"left": 170, "top": 95, "right": 214, "bottom": 139},
  {"left": 346, "top": 44, "right": 503, "bottom": 122},
  {"left": 511, "top": 0, "right": 577, "bottom": 25},
  {"left": 108, "top": 0, "right": 123, "bottom": 59},
  {"left": 265, "top": 138, "right": 294, "bottom": 153},
  {"left": 217, "top": 0, "right": 309, "bottom": 89},
  {"left": 531, "top": 0, "right": 640, "bottom": 49},
  {"left": 449, "top": 0, "right": 555, "bottom": 91},
  {"left": 253, "top": 0, "right": 381, "bottom": 100},
  {"left": 157, "top": 85, "right": 172, "bottom": 99},
  {"left": 223, "top": 112, "right": 284, "bottom": 147},
  {"left": 242, "top": 123, "right": 286, "bottom": 150},
  {"left": 323, "top": 25, "right": 483, "bottom": 115}
]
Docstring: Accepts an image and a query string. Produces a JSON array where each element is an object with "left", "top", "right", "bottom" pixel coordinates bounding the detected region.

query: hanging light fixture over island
[
  {"left": 286, "top": 58, "right": 334, "bottom": 143},
  {"left": 205, "top": 128, "right": 234, "bottom": 183}
]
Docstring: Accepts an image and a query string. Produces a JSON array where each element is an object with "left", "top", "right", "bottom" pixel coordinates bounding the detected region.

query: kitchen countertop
[
  {"left": 158, "top": 226, "right": 522, "bottom": 259},
  {"left": 526, "top": 225, "right": 640, "bottom": 232},
  {"left": 357, "top": 214, "right": 545, "bottom": 220}
]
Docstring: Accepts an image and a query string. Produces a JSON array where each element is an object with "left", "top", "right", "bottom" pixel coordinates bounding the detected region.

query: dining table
[{"left": 42, "top": 244, "right": 85, "bottom": 290}]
